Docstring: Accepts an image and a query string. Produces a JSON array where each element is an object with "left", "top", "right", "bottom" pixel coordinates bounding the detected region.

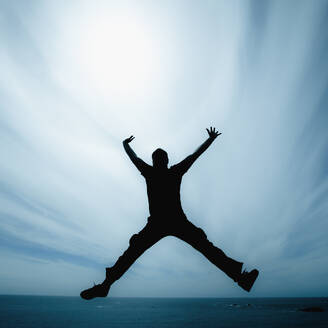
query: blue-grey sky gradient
[{"left": 1, "top": 0, "right": 328, "bottom": 297}]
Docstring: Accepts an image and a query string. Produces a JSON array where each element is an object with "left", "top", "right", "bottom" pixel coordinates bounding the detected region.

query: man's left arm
[{"left": 174, "top": 127, "right": 221, "bottom": 173}]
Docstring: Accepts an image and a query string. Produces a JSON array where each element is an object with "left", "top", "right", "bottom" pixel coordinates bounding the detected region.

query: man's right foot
[
  {"left": 238, "top": 269, "right": 259, "bottom": 292},
  {"left": 80, "top": 281, "right": 110, "bottom": 300}
]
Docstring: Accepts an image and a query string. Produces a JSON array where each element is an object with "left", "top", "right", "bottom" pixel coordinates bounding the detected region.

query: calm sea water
[{"left": 0, "top": 296, "right": 327, "bottom": 328}]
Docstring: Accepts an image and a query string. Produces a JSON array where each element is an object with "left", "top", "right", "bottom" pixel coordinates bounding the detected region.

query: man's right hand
[{"left": 123, "top": 136, "right": 135, "bottom": 144}]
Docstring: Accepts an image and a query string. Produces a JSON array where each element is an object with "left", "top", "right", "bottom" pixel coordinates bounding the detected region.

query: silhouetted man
[{"left": 81, "top": 127, "right": 259, "bottom": 299}]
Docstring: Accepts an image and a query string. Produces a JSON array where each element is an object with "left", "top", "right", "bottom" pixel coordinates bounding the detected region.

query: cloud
[{"left": 0, "top": 0, "right": 327, "bottom": 296}]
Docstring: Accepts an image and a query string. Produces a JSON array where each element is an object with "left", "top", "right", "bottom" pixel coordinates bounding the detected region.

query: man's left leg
[{"left": 172, "top": 218, "right": 258, "bottom": 291}]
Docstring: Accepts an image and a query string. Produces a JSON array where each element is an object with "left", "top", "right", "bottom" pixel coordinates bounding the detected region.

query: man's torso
[{"left": 142, "top": 166, "right": 185, "bottom": 218}]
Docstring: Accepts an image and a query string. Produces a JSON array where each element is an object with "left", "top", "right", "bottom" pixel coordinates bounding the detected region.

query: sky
[{"left": 0, "top": 0, "right": 328, "bottom": 297}]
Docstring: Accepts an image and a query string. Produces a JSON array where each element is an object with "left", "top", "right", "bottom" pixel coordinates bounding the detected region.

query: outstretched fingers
[{"left": 206, "top": 127, "right": 221, "bottom": 139}]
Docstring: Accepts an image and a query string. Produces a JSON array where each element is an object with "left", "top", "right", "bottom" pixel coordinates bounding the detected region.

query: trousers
[{"left": 107, "top": 215, "right": 243, "bottom": 283}]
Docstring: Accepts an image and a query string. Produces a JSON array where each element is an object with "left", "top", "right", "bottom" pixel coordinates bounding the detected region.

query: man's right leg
[
  {"left": 106, "top": 219, "right": 165, "bottom": 284},
  {"left": 80, "top": 217, "right": 165, "bottom": 300}
]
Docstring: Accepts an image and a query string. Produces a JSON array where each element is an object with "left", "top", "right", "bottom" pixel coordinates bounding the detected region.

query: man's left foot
[
  {"left": 238, "top": 269, "right": 259, "bottom": 292},
  {"left": 80, "top": 281, "right": 110, "bottom": 300}
]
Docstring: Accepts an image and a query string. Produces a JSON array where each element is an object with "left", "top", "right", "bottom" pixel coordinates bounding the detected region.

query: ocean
[{"left": 0, "top": 296, "right": 327, "bottom": 328}]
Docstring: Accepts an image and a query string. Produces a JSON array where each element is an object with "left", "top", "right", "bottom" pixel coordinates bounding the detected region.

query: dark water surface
[{"left": 0, "top": 296, "right": 327, "bottom": 328}]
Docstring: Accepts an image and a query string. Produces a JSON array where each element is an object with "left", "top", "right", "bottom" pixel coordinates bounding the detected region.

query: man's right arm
[{"left": 123, "top": 136, "right": 150, "bottom": 173}]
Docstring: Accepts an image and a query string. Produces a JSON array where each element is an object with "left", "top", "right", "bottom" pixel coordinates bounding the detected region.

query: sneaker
[
  {"left": 80, "top": 281, "right": 110, "bottom": 300},
  {"left": 238, "top": 269, "right": 259, "bottom": 292}
]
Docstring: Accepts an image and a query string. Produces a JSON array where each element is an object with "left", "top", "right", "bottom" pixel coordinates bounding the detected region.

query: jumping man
[{"left": 80, "top": 127, "right": 259, "bottom": 299}]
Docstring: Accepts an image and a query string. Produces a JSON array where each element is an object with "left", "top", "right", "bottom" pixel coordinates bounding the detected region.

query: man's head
[{"left": 152, "top": 148, "right": 168, "bottom": 168}]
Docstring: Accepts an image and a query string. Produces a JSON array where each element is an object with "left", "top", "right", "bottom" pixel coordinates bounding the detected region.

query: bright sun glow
[
  {"left": 50, "top": 5, "right": 177, "bottom": 135},
  {"left": 70, "top": 12, "right": 162, "bottom": 102}
]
